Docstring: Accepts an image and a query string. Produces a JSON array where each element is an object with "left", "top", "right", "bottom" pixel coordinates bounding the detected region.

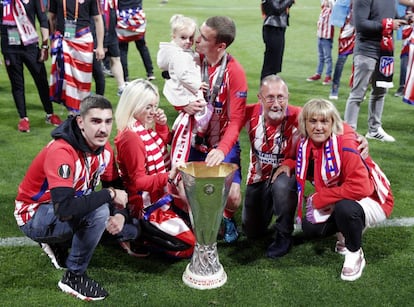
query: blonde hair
[
  {"left": 115, "top": 79, "right": 159, "bottom": 131},
  {"left": 170, "top": 14, "right": 197, "bottom": 36},
  {"left": 298, "top": 98, "right": 344, "bottom": 136}
]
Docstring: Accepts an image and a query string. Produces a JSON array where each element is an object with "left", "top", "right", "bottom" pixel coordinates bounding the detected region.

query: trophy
[{"left": 178, "top": 162, "right": 238, "bottom": 290}]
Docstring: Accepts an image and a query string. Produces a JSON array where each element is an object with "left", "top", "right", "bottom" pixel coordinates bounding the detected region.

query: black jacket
[{"left": 262, "top": 0, "right": 295, "bottom": 28}]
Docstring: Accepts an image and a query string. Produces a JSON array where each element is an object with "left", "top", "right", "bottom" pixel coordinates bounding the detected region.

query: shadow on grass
[{"left": 220, "top": 226, "right": 412, "bottom": 268}]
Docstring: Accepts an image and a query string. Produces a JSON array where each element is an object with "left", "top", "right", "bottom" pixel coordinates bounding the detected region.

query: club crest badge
[
  {"left": 58, "top": 164, "right": 71, "bottom": 179},
  {"left": 379, "top": 56, "right": 394, "bottom": 77}
]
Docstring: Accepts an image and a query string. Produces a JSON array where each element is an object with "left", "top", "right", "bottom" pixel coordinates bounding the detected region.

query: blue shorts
[{"left": 188, "top": 142, "right": 242, "bottom": 184}]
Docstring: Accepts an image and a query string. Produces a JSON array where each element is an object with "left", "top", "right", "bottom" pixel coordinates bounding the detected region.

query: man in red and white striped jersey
[
  {"left": 14, "top": 95, "right": 133, "bottom": 301},
  {"left": 242, "top": 75, "right": 300, "bottom": 258}
]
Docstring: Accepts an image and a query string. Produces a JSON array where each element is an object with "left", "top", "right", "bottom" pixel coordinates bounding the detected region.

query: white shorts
[{"left": 357, "top": 197, "right": 386, "bottom": 228}]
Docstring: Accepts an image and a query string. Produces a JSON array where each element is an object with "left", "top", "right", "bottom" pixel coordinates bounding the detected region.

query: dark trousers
[
  {"left": 92, "top": 56, "right": 105, "bottom": 95},
  {"left": 242, "top": 173, "right": 297, "bottom": 239},
  {"left": 301, "top": 199, "right": 366, "bottom": 252},
  {"left": 3, "top": 47, "right": 53, "bottom": 118},
  {"left": 119, "top": 38, "right": 154, "bottom": 80},
  {"left": 260, "top": 26, "right": 286, "bottom": 80}
]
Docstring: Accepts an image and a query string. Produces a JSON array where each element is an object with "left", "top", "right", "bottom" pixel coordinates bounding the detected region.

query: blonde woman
[
  {"left": 114, "top": 79, "right": 194, "bottom": 258},
  {"left": 296, "top": 98, "right": 394, "bottom": 281}
]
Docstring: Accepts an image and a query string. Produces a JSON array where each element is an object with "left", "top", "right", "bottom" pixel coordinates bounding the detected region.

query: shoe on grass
[
  {"left": 18, "top": 117, "right": 30, "bottom": 132},
  {"left": 58, "top": 270, "right": 108, "bottom": 301},
  {"left": 46, "top": 114, "right": 62, "bottom": 126},
  {"left": 329, "top": 86, "right": 339, "bottom": 100},
  {"left": 222, "top": 217, "right": 239, "bottom": 243},
  {"left": 306, "top": 73, "right": 321, "bottom": 82},
  {"left": 394, "top": 86, "right": 404, "bottom": 97},
  {"left": 365, "top": 127, "right": 395, "bottom": 142},
  {"left": 40, "top": 243, "right": 68, "bottom": 269},
  {"left": 322, "top": 76, "right": 332, "bottom": 85},
  {"left": 340, "top": 248, "right": 366, "bottom": 281},
  {"left": 117, "top": 82, "right": 129, "bottom": 96},
  {"left": 266, "top": 232, "right": 292, "bottom": 259}
]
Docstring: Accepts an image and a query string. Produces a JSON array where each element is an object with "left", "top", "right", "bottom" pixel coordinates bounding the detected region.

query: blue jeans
[
  {"left": 332, "top": 54, "right": 350, "bottom": 88},
  {"left": 316, "top": 38, "right": 333, "bottom": 76},
  {"left": 399, "top": 54, "right": 408, "bottom": 88},
  {"left": 21, "top": 203, "right": 109, "bottom": 274}
]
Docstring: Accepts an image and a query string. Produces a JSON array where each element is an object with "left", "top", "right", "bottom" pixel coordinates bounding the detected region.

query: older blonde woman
[{"left": 296, "top": 98, "right": 394, "bottom": 281}]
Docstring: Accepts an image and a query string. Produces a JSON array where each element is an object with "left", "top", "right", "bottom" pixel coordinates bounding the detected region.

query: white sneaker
[
  {"left": 40, "top": 243, "right": 66, "bottom": 270},
  {"left": 365, "top": 127, "right": 395, "bottom": 142},
  {"left": 117, "top": 82, "right": 129, "bottom": 96},
  {"left": 341, "top": 248, "right": 366, "bottom": 281}
]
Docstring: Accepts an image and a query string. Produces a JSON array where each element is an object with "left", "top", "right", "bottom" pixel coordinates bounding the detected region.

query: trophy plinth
[{"left": 179, "top": 162, "right": 238, "bottom": 290}]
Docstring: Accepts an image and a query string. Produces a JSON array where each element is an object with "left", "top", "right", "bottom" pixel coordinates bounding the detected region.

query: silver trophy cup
[{"left": 179, "top": 161, "right": 238, "bottom": 290}]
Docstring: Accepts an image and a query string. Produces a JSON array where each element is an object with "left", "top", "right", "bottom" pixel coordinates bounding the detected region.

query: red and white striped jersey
[
  {"left": 244, "top": 104, "right": 301, "bottom": 185},
  {"left": 317, "top": 4, "right": 334, "bottom": 39},
  {"left": 201, "top": 54, "right": 247, "bottom": 156},
  {"left": 14, "top": 140, "right": 117, "bottom": 226}
]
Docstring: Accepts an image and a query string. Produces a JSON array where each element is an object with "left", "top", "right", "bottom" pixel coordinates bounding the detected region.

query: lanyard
[
  {"left": 83, "top": 153, "right": 101, "bottom": 193},
  {"left": 202, "top": 52, "right": 228, "bottom": 104},
  {"left": 262, "top": 116, "right": 286, "bottom": 186},
  {"left": 262, "top": 116, "right": 285, "bottom": 151},
  {"left": 63, "top": 0, "right": 79, "bottom": 21}
]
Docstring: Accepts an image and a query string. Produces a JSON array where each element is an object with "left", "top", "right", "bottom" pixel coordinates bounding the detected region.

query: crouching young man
[{"left": 14, "top": 95, "right": 132, "bottom": 301}]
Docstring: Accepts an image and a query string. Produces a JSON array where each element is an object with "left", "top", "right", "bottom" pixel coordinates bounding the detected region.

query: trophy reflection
[{"left": 178, "top": 162, "right": 238, "bottom": 290}]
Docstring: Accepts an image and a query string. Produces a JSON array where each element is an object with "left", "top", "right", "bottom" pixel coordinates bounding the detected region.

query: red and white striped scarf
[
  {"left": 2, "top": 0, "right": 39, "bottom": 45},
  {"left": 133, "top": 121, "right": 170, "bottom": 175},
  {"left": 296, "top": 135, "right": 342, "bottom": 224},
  {"left": 403, "top": 26, "right": 414, "bottom": 106},
  {"left": 49, "top": 30, "right": 94, "bottom": 113},
  {"left": 376, "top": 18, "right": 394, "bottom": 88},
  {"left": 100, "top": 0, "right": 116, "bottom": 30},
  {"left": 170, "top": 112, "right": 193, "bottom": 167},
  {"left": 116, "top": 7, "right": 146, "bottom": 42}
]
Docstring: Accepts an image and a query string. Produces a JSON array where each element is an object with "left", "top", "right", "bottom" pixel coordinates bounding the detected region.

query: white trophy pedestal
[{"left": 182, "top": 263, "right": 227, "bottom": 290}]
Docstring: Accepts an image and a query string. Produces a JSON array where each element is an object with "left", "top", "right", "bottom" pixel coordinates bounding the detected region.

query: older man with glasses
[{"left": 242, "top": 75, "right": 301, "bottom": 258}]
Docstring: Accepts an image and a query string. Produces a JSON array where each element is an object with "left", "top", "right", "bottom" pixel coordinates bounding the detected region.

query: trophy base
[{"left": 182, "top": 263, "right": 227, "bottom": 290}]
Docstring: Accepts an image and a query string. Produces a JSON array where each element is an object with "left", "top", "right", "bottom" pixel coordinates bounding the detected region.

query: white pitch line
[
  {"left": 376, "top": 217, "right": 414, "bottom": 227},
  {"left": 0, "top": 236, "right": 38, "bottom": 247},
  {"left": 1, "top": 217, "right": 414, "bottom": 247}
]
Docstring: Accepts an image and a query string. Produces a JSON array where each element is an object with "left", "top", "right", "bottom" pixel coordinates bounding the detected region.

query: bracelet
[
  {"left": 167, "top": 177, "right": 174, "bottom": 185},
  {"left": 41, "top": 45, "right": 49, "bottom": 49},
  {"left": 107, "top": 187, "right": 116, "bottom": 201}
]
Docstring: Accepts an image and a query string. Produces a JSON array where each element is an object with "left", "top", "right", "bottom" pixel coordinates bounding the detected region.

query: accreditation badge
[{"left": 64, "top": 20, "right": 77, "bottom": 40}]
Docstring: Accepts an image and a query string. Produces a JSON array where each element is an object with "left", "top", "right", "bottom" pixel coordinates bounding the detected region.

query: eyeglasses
[{"left": 259, "top": 94, "right": 288, "bottom": 104}]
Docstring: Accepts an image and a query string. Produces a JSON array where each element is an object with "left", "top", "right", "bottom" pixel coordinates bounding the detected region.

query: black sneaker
[
  {"left": 40, "top": 243, "right": 68, "bottom": 269},
  {"left": 266, "top": 232, "right": 292, "bottom": 259},
  {"left": 58, "top": 271, "right": 108, "bottom": 301},
  {"left": 394, "top": 86, "right": 404, "bottom": 97}
]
